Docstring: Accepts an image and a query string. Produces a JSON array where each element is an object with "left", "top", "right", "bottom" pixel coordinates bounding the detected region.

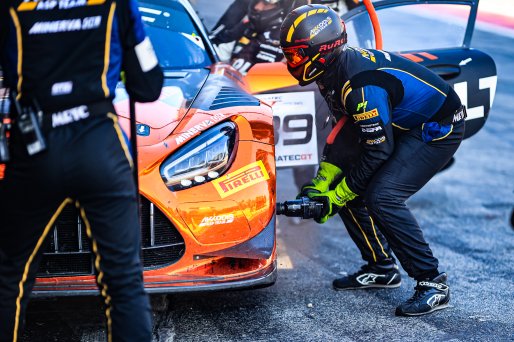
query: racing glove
[
  {"left": 297, "top": 162, "right": 342, "bottom": 199},
  {"left": 310, "top": 177, "right": 358, "bottom": 224}
]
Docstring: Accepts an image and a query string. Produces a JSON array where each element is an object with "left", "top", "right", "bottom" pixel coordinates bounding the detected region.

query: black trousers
[
  {"left": 365, "top": 121, "right": 465, "bottom": 280},
  {"left": 325, "top": 120, "right": 395, "bottom": 267},
  {"left": 0, "top": 114, "right": 152, "bottom": 342},
  {"left": 338, "top": 197, "right": 394, "bottom": 266}
]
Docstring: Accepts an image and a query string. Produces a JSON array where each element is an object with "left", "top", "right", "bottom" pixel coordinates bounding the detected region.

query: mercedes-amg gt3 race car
[
  {"left": 0, "top": 0, "right": 497, "bottom": 296},
  {"left": 0, "top": 0, "right": 277, "bottom": 296}
]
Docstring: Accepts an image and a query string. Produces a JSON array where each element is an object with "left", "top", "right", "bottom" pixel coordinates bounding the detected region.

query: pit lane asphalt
[{"left": 21, "top": 8, "right": 514, "bottom": 342}]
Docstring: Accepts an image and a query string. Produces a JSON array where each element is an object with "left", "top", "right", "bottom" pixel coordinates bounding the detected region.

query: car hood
[{"left": 114, "top": 69, "right": 210, "bottom": 130}]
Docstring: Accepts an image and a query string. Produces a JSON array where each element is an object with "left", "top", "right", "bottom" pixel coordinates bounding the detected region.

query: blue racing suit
[
  {"left": 0, "top": 1, "right": 163, "bottom": 341},
  {"left": 318, "top": 47, "right": 465, "bottom": 280}
]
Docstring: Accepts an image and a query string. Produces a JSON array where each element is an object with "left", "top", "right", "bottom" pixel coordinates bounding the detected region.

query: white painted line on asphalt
[{"left": 277, "top": 238, "right": 294, "bottom": 270}]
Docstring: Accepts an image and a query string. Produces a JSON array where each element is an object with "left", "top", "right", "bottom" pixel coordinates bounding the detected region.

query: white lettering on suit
[{"left": 52, "top": 105, "right": 90, "bottom": 127}]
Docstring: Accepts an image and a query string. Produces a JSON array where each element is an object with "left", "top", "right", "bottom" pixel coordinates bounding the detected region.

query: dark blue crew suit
[{"left": 319, "top": 46, "right": 465, "bottom": 281}]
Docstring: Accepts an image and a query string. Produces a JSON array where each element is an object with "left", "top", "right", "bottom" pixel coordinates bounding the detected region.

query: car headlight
[{"left": 160, "top": 121, "right": 237, "bottom": 190}]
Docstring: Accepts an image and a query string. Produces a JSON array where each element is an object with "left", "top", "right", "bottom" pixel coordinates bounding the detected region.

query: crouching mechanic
[
  {"left": 0, "top": 0, "right": 163, "bottom": 341},
  {"left": 280, "top": 4, "right": 466, "bottom": 316}
]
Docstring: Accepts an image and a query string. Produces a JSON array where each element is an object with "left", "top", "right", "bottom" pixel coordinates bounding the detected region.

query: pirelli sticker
[
  {"left": 353, "top": 108, "right": 379, "bottom": 122},
  {"left": 212, "top": 161, "right": 270, "bottom": 199}
]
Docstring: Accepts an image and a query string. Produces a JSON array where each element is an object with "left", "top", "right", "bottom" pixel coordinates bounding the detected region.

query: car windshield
[{"left": 139, "top": 0, "right": 212, "bottom": 70}]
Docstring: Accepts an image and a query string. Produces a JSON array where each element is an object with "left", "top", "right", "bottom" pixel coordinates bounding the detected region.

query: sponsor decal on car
[
  {"left": 198, "top": 214, "right": 235, "bottom": 227},
  {"left": 136, "top": 124, "right": 151, "bottom": 136},
  {"left": 353, "top": 108, "right": 379, "bottom": 122},
  {"left": 255, "top": 91, "right": 318, "bottom": 167},
  {"left": 212, "top": 160, "right": 270, "bottom": 198},
  {"left": 175, "top": 113, "right": 226, "bottom": 145},
  {"left": 275, "top": 153, "right": 313, "bottom": 162}
]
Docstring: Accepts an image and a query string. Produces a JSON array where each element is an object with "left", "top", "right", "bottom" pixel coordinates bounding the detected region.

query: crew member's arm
[
  {"left": 210, "top": 0, "right": 250, "bottom": 45},
  {"left": 117, "top": 0, "right": 163, "bottom": 103},
  {"left": 342, "top": 81, "right": 395, "bottom": 195}
]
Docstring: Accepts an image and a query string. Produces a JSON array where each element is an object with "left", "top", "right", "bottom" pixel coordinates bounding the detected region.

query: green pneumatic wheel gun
[{"left": 276, "top": 197, "right": 325, "bottom": 220}]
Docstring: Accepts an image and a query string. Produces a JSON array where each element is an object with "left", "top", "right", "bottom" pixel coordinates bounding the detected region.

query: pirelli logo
[
  {"left": 212, "top": 161, "right": 270, "bottom": 198},
  {"left": 353, "top": 108, "right": 379, "bottom": 122}
]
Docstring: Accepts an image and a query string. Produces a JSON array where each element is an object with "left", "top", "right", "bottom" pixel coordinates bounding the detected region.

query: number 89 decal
[{"left": 256, "top": 92, "right": 319, "bottom": 167}]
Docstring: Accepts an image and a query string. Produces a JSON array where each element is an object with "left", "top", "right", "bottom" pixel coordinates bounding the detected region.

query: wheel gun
[{"left": 276, "top": 197, "right": 324, "bottom": 219}]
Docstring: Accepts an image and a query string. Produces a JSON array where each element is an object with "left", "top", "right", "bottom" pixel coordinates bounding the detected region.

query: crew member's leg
[
  {"left": 68, "top": 114, "right": 152, "bottom": 341},
  {"left": 326, "top": 119, "right": 399, "bottom": 289},
  {"left": 365, "top": 121, "right": 464, "bottom": 315},
  {"left": 0, "top": 128, "right": 67, "bottom": 342},
  {"left": 333, "top": 196, "right": 400, "bottom": 290},
  {"left": 339, "top": 198, "right": 393, "bottom": 266}
]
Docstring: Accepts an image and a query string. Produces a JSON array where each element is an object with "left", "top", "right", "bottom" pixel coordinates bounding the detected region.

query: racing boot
[
  {"left": 395, "top": 273, "right": 450, "bottom": 316},
  {"left": 333, "top": 262, "right": 401, "bottom": 290}
]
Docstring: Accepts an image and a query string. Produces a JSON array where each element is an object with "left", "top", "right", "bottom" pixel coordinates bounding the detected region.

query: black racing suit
[
  {"left": 318, "top": 47, "right": 464, "bottom": 280},
  {"left": 0, "top": 1, "right": 163, "bottom": 341},
  {"left": 230, "top": 23, "right": 285, "bottom": 75},
  {"left": 211, "top": 0, "right": 309, "bottom": 74},
  {"left": 210, "top": 0, "right": 251, "bottom": 46}
]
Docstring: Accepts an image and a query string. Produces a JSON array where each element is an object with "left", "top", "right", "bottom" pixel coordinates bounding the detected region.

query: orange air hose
[{"left": 362, "top": 0, "right": 383, "bottom": 50}]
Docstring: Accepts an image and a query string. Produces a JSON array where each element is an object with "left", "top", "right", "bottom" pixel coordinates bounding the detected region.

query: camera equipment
[
  {"left": 276, "top": 197, "right": 324, "bottom": 219},
  {"left": 10, "top": 90, "right": 46, "bottom": 156}
]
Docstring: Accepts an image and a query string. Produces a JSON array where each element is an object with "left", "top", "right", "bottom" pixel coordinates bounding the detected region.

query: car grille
[{"left": 37, "top": 197, "right": 185, "bottom": 278}]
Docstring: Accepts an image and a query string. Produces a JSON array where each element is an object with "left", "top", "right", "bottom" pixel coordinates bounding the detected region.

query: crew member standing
[
  {"left": 280, "top": 4, "right": 466, "bottom": 316},
  {"left": 0, "top": 0, "right": 163, "bottom": 341}
]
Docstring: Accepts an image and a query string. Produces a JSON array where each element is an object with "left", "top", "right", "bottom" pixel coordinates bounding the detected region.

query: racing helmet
[
  {"left": 248, "top": 0, "right": 287, "bottom": 33},
  {"left": 279, "top": 4, "right": 347, "bottom": 85}
]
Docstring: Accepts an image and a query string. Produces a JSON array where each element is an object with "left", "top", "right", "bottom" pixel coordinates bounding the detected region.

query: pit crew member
[
  {"left": 0, "top": 0, "right": 163, "bottom": 340},
  {"left": 280, "top": 4, "right": 466, "bottom": 316}
]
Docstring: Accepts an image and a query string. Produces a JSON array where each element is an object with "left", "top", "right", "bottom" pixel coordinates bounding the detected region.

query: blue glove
[
  {"left": 310, "top": 177, "right": 357, "bottom": 223},
  {"left": 297, "top": 162, "right": 342, "bottom": 199}
]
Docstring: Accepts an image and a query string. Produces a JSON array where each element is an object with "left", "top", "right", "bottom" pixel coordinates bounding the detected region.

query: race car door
[{"left": 342, "top": 0, "right": 497, "bottom": 138}]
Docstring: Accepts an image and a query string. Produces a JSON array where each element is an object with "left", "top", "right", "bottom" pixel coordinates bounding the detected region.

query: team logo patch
[
  {"left": 353, "top": 108, "right": 379, "bottom": 122},
  {"left": 212, "top": 161, "right": 270, "bottom": 198}
]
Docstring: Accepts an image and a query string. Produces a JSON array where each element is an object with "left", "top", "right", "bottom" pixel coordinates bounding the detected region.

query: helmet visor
[{"left": 282, "top": 46, "right": 308, "bottom": 68}]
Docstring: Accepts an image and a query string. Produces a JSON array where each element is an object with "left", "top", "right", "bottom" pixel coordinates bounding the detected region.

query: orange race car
[
  {"left": 0, "top": 0, "right": 276, "bottom": 296},
  {"left": 1, "top": 0, "right": 498, "bottom": 296}
]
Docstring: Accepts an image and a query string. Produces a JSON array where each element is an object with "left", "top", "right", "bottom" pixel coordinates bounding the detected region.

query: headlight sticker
[{"left": 212, "top": 160, "right": 270, "bottom": 199}]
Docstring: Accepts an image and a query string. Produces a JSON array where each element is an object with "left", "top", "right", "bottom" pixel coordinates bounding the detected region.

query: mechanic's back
[
  {"left": 320, "top": 46, "right": 457, "bottom": 128},
  {"left": 0, "top": 1, "right": 163, "bottom": 341}
]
